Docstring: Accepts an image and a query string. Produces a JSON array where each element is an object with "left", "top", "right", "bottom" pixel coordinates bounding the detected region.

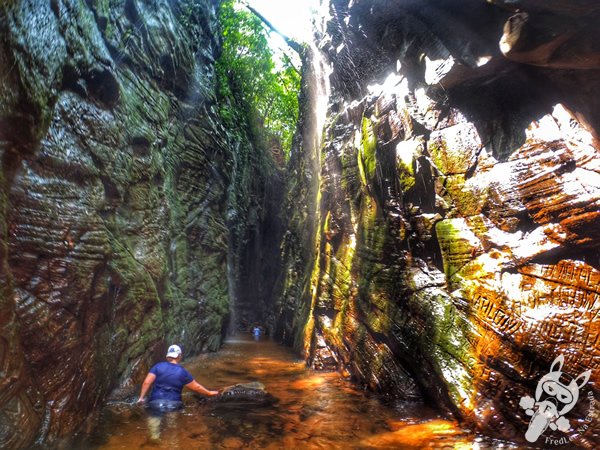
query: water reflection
[{"left": 87, "top": 335, "right": 511, "bottom": 449}]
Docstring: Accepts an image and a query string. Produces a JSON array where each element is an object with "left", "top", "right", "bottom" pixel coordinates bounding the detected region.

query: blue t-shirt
[{"left": 148, "top": 362, "right": 194, "bottom": 402}]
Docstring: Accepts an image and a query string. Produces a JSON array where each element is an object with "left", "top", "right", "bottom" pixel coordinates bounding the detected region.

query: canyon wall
[
  {"left": 0, "top": 0, "right": 278, "bottom": 447},
  {"left": 2, "top": 0, "right": 600, "bottom": 447},
  {"left": 277, "top": 0, "right": 600, "bottom": 445}
]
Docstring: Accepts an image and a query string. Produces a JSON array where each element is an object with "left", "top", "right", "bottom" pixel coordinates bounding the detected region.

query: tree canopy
[{"left": 216, "top": 0, "right": 301, "bottom": 160}]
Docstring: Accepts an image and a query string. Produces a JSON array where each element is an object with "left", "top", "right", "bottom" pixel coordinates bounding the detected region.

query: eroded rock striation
[
  {"left": 276, "top": 0, "right": 600, "bottom": 445},
  {"left": 0, "top": 0, "right": 279, "bottom": 447},
  {"left": 2, "top": 0, "right": 600, "bottom": 448}
]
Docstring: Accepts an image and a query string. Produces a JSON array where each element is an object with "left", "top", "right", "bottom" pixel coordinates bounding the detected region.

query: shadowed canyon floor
[{"left": 80, "top": 334, "right": 507, "bottom": 449}]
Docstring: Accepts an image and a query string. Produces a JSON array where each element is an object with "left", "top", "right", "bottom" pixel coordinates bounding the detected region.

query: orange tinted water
[{"left": 85, "top": 335, "right": 503, "bottom": 449}]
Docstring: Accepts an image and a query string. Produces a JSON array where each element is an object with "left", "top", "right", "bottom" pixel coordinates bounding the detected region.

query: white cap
[{"left": 166, "top": 344, "right": 182, "bottom": 358}]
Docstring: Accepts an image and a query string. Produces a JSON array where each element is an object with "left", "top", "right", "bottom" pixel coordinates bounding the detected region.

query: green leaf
[{"left": 216, "top": 0, "right": 301, "bottom": 160}]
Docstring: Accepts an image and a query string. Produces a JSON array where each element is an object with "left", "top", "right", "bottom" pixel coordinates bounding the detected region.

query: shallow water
[{"left": 84, "top": 334, "right": 510, "bottom": 449}]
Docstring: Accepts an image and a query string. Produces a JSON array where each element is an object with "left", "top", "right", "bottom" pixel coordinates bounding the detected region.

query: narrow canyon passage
[
  {"left": 1, "top": 0, "right": 599, "bottom": 449},
  {"left": 86, "top": 334, "right": 482, "bottom": 449}
]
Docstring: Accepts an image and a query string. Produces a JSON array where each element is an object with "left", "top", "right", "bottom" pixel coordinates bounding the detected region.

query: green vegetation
[
  {"left": 216, "top": 0, "right": 301, "bottom": 159},
  {"left": 358, "top": 117, "right": 377, "bottom": 186}
]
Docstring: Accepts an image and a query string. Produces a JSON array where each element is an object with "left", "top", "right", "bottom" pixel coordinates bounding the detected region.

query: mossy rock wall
[
  {"left": 0, "top": 0, "right": 277, "bottom": 447},
  {"left": 279, "top": 0, "right": 600, "bottom": 446}
]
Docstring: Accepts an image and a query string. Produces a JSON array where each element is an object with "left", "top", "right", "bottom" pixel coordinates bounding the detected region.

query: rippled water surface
[{"left": 85, "top": 334, "right": 500, "bottom": 449}]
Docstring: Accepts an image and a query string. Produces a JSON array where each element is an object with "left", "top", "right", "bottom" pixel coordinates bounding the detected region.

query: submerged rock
[{"left": 210, "top": 382, "right": 277, "bottom": 405}]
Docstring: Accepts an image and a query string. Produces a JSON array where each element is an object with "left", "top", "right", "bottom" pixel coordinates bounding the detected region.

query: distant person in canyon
[{"left": 136, "top": 344, "right": 220, "bottom": 413}]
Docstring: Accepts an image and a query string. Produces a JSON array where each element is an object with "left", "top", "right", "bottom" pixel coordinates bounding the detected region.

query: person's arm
[
  {"left": 185, "top": 379, "right": 219, "bottom": 396},
  {"left": 137, "top": 372, "right": 157, "bottom": 404}
]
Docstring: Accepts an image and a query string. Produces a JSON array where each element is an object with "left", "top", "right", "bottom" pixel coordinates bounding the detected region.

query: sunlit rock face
[
  {"left": 279, "top": 0, "right": 600, "bottom": 445},
  {"left": 0, "top": 0, "right": 277, "bottom": 447},
  {"left": 269, "top": 43, "right": 331, "bottom": 348}
]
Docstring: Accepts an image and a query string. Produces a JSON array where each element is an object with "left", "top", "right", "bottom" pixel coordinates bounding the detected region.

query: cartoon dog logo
[{"left": 520, "top": 355, "right": 591, "bottom": 442}]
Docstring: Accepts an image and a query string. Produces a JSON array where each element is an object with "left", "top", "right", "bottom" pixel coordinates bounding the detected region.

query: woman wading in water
[
  {"left": 137, "top": 344, "right": 220, "bottom": 441},
  {"left": 137, "top": 344, "right": 220, "bottom": 411}
]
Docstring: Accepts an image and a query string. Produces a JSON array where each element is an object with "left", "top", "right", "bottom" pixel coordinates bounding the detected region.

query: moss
[
  {"left": 428, "top": 123, "right": 482, "bottom": 176},
  {"left": 357, "top": 117, "right": 377, "bottom": 187},
  {"left": 435, "top": 218, "right": 481, "bottom": 283},
  {"left": 309, "top": 228, "right": 358, "bottom": 356},
  {"left": 117, "top": 70, "right": 171, "bottom": 141},
  {"left": 398, "top": 164, "right": 415, "bottom": 192},
  {"left": 332, "top": 235, "right": 355, "bottom": 314},
  {"left": 409, "top": 288, "right": 476, "bottom": 410},
  {"left": 301, "top": 224, "right": 324, "bottom": 354},
  {"left": 440, "top": 174, "right": 488, "bottom": 217},
  {"left": 323, "top": 210, "right": 331, "bottom": 235},
  {"left": 396, "top": 138, "right": 422, "bottom": 192},
  {"left": 429, "top": 137, "right": 448, "bottom": 174},
  {"left": 345, "top": 193, "right": 400, "bottom": 339}
]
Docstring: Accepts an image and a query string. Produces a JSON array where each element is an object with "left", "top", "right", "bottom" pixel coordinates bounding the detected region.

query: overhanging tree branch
[
  {"left": 243, "top": 3, "right": 304, "bottom": 56},
  {"left": 282, "top": 52, "right": 301, "bottom": 77}
]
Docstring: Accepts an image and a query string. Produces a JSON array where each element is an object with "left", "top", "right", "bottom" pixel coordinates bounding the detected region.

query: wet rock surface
[
  {"left": 206, "top": 382, "right": 278, "bottom": 406},
  {"left": 2, "top": 0, "right": 600, "bottom": 448},
  {"left": 0, "top": 0, "right": 279, "bottom": 447},
  {"left": 276, "top": 0, "right": 600, "bottom": 446}
]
